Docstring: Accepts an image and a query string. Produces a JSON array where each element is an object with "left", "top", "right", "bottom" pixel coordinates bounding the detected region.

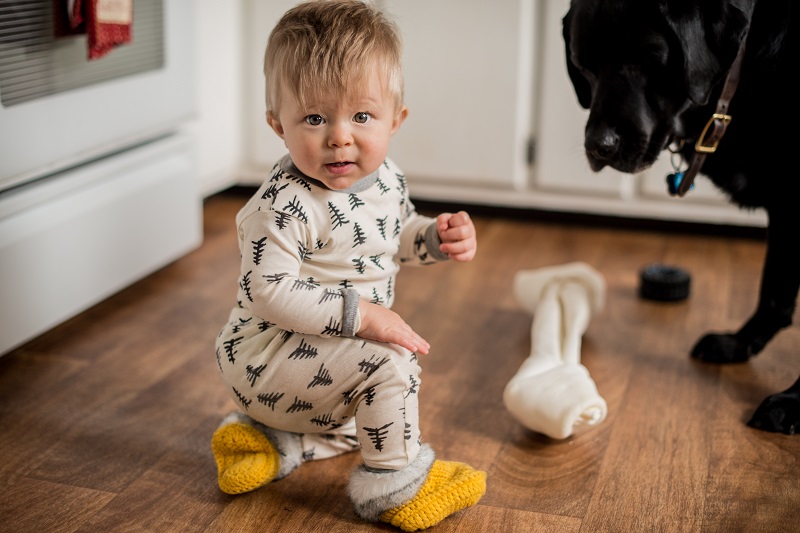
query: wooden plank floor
[{"left": 1, "top": 188, "right": 799, "bottom": 533}]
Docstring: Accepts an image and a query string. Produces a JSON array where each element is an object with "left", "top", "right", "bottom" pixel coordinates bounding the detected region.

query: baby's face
[{"left": 268, "top": 71, "right": 407, "bottom": 190}]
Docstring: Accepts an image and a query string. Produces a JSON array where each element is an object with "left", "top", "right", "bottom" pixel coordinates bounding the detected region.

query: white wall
[
  {"left": 190, "top": 0, "right": 245, "bottom": 197},
  {"left": 239, "top": 0, "right": 304, "bottom": 184}
]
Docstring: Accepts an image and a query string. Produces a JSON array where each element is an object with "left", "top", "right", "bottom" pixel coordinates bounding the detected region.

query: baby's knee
[{"left": 367, "top": 342, "right": 421, "bottom": 381}]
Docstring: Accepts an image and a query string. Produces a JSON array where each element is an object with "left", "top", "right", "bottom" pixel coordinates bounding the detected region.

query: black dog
[{"left": 562, "top": 0, "right": 799, "bottom": 434}]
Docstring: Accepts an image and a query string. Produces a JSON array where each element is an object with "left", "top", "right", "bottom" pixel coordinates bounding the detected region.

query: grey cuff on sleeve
[
  {"left": 342, "top": 288, "right": 361, "bottom": 337},
  {"left": 425, "top": 222, "right": 450, "bottom": 261}
]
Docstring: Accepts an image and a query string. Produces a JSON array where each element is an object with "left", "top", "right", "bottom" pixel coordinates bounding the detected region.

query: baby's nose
[{"left": 328, "top": 123, "right": 353, "bottom": 147}]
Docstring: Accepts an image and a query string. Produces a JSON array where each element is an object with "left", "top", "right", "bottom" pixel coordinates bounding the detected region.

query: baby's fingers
[
  {"left": 447, "top": 211, "right": 472, "bottom": 228},
  {"left": 393, "top": 330, "right": 429, "bottom": 355}
]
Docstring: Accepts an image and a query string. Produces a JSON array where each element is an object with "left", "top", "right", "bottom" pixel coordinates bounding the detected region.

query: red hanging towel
[
  {"left": 53, "top": 0, "right": 85, "bottom": 37},
  {"left": 84, "top": 0, "right": 133, "bottom": 60}
]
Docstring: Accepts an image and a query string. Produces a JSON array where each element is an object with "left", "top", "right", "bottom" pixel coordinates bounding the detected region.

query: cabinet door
[
  {"left": 381, "top": 0, "right": 536, "bottom": 189},
  {"left": 534, "top": 0, "right": 625, "bottom": 196}
]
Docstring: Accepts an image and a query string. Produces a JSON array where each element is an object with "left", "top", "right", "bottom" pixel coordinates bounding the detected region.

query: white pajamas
[{"left": 216, "top": 155, "right": 448, "bottom": 470}]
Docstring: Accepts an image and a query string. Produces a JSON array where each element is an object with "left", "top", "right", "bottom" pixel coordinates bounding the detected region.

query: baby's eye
[
  {"left": 305, "top": 114, "right": 324, "bottom": 126},
  {"left": 353, "top": 112, "right": 371, "bottom": 124}
]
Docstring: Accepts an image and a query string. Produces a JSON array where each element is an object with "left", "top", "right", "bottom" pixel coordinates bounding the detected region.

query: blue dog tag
[{"left": 666, "top": 171, "right": 693, "bottom": 196}]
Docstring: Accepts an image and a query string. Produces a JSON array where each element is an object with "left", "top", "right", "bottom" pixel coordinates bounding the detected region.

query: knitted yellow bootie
[
  {"left": 211, "top": 422, "right": 280, "bottom": 495},
  {"left": 378, "top": 460, "right": 487, "bottom": 532}
]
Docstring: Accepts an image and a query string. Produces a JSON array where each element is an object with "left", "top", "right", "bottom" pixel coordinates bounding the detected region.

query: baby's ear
[
  {"left": 392, "top": 106, "right": 409, "bottom": 134},
  {"left": 267, "top": 111, "right": 285, "bottom": 137}
]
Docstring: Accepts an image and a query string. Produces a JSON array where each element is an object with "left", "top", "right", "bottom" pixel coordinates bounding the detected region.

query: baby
[{"left": 212, "top": 1, "right": 485, "bottom": 530}]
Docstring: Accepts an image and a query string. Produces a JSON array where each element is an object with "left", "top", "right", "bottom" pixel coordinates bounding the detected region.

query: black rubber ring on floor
[{"left": 638, "top": 263, "right": 691, "bottom": 301}]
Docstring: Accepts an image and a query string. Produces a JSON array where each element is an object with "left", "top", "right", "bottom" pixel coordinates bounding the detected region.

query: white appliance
[{"left": 0, "top": 0, "right": 202, "bottom": 355}]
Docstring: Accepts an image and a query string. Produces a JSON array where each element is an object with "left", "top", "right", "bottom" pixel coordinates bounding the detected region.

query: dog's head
[{"left": 562, "top": 0, "right": 752, "bottom": 174}]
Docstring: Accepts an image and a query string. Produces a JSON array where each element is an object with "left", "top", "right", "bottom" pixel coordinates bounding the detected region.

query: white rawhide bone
[{"left": 503, "top": 262, "right": 608, "bottom": 439}]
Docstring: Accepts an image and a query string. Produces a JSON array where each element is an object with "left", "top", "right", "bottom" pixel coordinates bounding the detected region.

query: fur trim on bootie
[
  {"left": 348, "top": 445, "right": 486, "bottom": 531},
  {"left": 348, "top": 444, "right": 436, "bottom": 521}
]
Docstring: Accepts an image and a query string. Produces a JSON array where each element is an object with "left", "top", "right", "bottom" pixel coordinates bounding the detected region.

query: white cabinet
[
  {"left": 238, "top": 0, "right": 766, "bottom": 228},
  {"left": 381, "top": 0, "right": 536, "bottom": 190}
]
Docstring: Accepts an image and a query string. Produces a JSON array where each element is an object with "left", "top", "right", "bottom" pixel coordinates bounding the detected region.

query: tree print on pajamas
[{"left": 215, "top": 155, "right": 445, "bottom": 469}]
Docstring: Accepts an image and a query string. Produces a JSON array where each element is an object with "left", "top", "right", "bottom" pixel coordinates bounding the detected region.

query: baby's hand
[
  {"left": 357, "top": 301, "right": 430, "bottom": 355},
  {"left": 436, "top": 211, "right": 477, "bottom": 262}
]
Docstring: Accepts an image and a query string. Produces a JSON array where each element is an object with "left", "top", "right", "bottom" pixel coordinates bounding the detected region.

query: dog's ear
[
  {"left": 562, "top": 10, "right": 592, "bottom": 109},
  {"left": 665, "top": 2, "right": 751, "bottom": 105}
]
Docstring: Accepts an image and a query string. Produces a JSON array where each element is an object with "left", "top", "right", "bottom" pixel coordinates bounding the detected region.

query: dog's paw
[
  {"left": 690, "top": 333, "right": 751, "bottom": 364},
  {"left": 747, "top": 392, "right": 800, "bottom": 435}
]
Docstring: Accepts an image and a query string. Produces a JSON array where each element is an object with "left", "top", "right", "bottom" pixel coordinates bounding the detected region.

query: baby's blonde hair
[{"left": 264, "top": 0, "right": 404, "bottom": 117}]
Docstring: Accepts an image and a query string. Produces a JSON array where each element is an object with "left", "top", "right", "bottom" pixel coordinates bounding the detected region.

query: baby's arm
[
  {"left": 436, "top": 211, "right": 477, "bottom": 262},
  {"left": 238, "top": 210, "right": 350, "bottom": 335},
  {"left": 361, "top": 211, "right": 476, "bottom": 353}
]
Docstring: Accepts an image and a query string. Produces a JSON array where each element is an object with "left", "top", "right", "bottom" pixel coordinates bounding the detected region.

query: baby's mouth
[{"left": 326, "top": 161, "right": 354, "bottom": 174}]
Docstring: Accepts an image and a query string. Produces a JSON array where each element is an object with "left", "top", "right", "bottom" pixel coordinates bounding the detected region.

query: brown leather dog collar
[{"left": 670, "top": 37, "right": 747, "bottom": 197}]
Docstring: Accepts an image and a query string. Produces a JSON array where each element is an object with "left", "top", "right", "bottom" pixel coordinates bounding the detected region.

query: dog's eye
[
  {"left": 582, "top": 68, "right": 597, "bottom": 85},
  {"left": 575, "top": 62, "right": 597, "bottom": 84},
  {"left": 641, "top": 36, "right": 669, "bottom": 67}
]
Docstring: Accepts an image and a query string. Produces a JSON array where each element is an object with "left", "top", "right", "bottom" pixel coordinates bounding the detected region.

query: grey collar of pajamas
[{"left": 281, "top": 156, "right": 379, "bottom": 194}]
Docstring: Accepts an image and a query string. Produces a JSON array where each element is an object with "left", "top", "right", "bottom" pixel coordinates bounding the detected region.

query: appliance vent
[{"left": 0, "top": 0, "right": 164, "bottom": 107}]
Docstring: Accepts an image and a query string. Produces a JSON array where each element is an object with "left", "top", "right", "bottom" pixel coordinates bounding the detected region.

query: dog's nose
[{"left": 585, "top": 129, "right": 619, "bottom": 164}]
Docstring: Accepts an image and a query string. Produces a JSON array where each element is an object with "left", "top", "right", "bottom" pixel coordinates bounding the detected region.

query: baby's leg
[
  {"left": 350, "top": 341, "right": 422, "bottom": 470},
  {"left": 220, "top": 332, "right": 421, "bottom": 466},
  {"left": 343, "top": 342, "right": 486, "bottom": 530},
  {"left": 295, "top": 417, "right": 360, "bottom": 462},
  {"left": 211, "top": 412, "right": 358, "bottom": 495},
  {"left": 214, "top": 332, "right": 419, "bottom": 488},
  {"left": 215, "top": 331, "right": 485, "bottom": 528}
]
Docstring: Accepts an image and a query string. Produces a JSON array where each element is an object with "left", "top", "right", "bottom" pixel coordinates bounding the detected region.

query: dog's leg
[
  {"left": 747, "top": 375, "right": 800, "bottom": 435},
  {"left": 691, "top": 209, "right": 800, "bottom": 433},
  {"left": 691, "top": 208, "right": 800, "bottom": 363}
]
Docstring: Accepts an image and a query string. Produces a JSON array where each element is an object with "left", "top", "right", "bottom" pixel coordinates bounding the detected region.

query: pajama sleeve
[
  {"left": 237, "top": 209, "right": 360, "bottom": 337},
  {"left": 396, "top": 208, "right": 450, "bottom": 265}
]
